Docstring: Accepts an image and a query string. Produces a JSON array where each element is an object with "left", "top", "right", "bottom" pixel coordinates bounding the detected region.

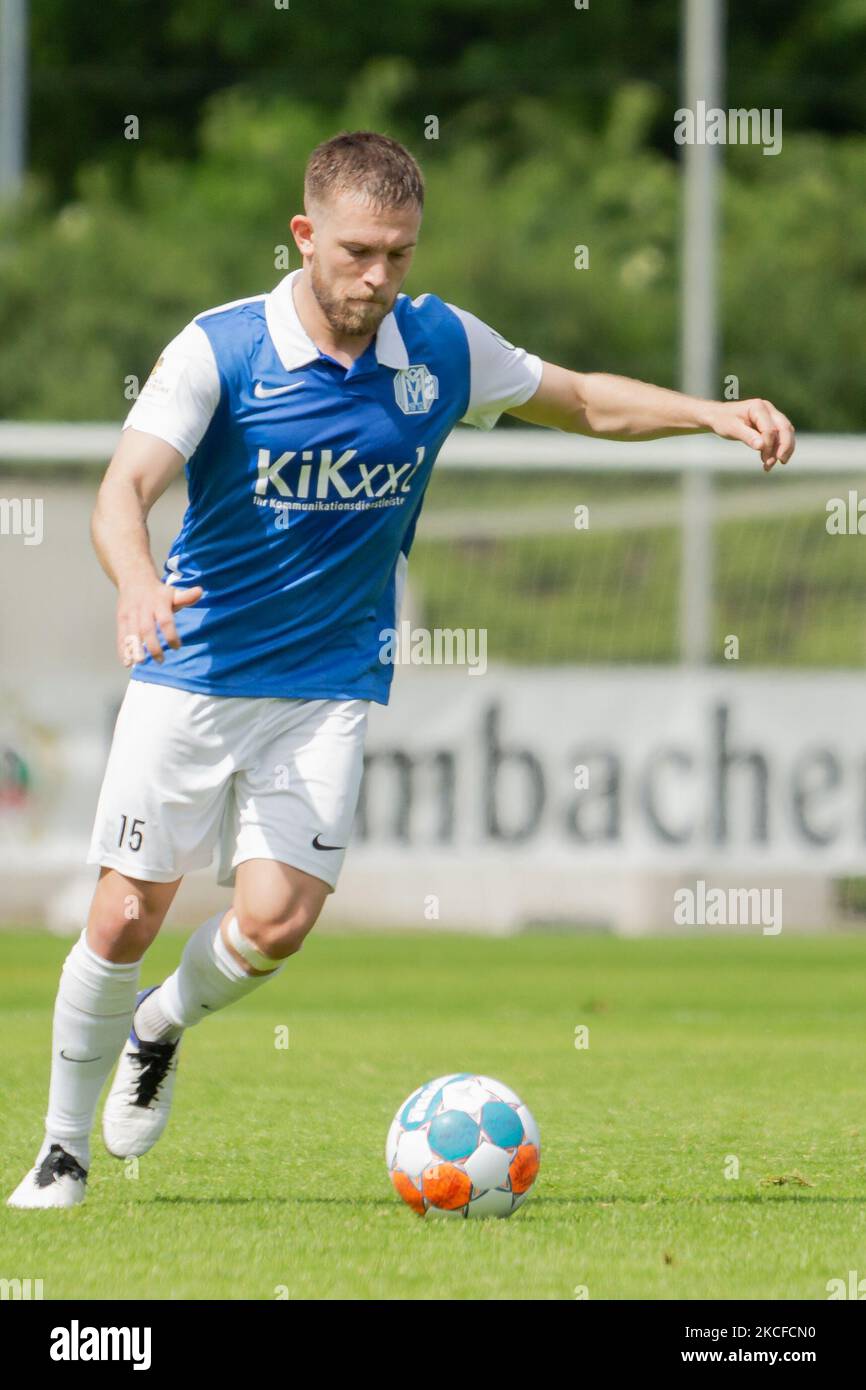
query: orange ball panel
[
  {"left": 509, "top": 1143, "right": 540, "bottom": 1194},
  {"left": 390, "top": 1168, "right": 426, "bottom": 1215},
  {"left": 422, "top": 1162, "right": 473, "bottom": 1210}
]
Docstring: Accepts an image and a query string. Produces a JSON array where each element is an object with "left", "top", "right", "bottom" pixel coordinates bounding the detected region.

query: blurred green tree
[{"left": 0, "top": 68, "right": 863, "bottom": 429}]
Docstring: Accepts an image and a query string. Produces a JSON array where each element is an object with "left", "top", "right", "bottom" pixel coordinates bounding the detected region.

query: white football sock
[
  {"left": 133, "top": 987, "right": 183, "bottom": 1043},
  {"left": 42, "top": 929, "right": 142, "bottom": 1170},
  {"left": 156, "top": 911, "right": 285, "bottom": 1031}
]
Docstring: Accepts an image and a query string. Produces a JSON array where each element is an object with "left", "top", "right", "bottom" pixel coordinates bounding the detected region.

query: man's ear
[{"left": 290, "top": 213, "right": 314, "bottom": 256}]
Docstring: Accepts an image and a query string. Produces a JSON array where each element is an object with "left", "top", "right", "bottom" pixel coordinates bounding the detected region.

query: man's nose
[{"left": 363, "top": 261, "right": 390, "bottom": 291}]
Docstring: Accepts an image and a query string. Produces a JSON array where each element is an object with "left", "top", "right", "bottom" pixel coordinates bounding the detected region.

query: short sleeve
[
  {"left": 447, "top": 304, "right": 543, "bottom": 430},
  {"left": 123, "top": 321, "right": 221, "bottom": 460}
]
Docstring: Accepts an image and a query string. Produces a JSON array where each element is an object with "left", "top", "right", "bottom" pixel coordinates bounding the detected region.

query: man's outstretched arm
[{"left": 508, "top": 362, "right": 795, "bottom": 472}]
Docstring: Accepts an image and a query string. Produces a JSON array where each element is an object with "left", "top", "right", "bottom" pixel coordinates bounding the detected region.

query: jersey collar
[{"left": 265, "top": 269, "right": 409, "bottom": 373}]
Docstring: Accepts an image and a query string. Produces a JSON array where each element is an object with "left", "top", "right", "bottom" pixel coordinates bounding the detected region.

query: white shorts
[{"left": 86, "top": 680, "right": 370, "bottom": 891}]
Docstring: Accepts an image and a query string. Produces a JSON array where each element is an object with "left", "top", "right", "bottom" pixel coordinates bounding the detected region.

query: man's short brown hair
[{"left": 304, "top": 131, "right": 424, "bottom": 215}]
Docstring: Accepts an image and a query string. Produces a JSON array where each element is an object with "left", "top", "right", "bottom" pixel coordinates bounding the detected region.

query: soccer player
[{"left": 8, "top": 130, "right": 795, "bottom": 1207}]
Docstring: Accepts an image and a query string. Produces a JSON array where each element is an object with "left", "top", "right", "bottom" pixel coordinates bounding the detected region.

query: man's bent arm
[
  {"left": 509, "top": 362, "right": 795, "bottom": 471},
  {"left": 91, "top": 428, "right": 202, "bottom": 665}
]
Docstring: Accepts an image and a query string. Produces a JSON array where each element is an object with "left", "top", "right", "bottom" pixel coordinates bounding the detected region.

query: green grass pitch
[{"left": 2, "top": 927, "right": 865, "bottom": 1300}]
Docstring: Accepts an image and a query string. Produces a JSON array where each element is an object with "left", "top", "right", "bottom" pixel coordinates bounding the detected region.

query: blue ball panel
[
  {"left": 481, "top": 1101, "right": 524, "bottom": 1148},
  {"left": 428, "top": 1109, "right": 481, "bottom": 1161}
]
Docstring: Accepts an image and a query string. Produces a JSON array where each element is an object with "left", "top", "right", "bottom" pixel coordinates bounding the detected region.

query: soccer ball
[{"left": 386, "top": 1073, "right": 540, "bottom": 1218}]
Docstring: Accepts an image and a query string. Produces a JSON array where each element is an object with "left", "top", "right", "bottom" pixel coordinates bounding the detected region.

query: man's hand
[
  {"left": 703, "top": 398, "right": 795, "bottom": 472},
  {"left": 117, "top": 578, "right": 203, "bottom": 667}
]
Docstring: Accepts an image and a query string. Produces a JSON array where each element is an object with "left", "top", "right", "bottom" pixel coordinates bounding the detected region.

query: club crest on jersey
[{"left": 393, "top": 364, "right": 439, "bottom": 415}]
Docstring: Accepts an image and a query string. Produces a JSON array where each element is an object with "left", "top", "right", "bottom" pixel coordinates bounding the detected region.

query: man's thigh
[
  {"left": 217, "top": 697, "right": 369, "bottom": 893},
  {"left": 87, "top": 680, "right": 249, "bottom": 883}
]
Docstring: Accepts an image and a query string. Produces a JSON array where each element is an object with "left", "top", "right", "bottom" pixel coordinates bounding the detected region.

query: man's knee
[{"left": 234, "top": 895, "right": 323, "bottom": 961}]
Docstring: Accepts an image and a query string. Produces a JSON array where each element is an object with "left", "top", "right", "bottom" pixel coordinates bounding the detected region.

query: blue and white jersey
[{"left": 122, "top": 269, "right": 543, "bottom": 703}]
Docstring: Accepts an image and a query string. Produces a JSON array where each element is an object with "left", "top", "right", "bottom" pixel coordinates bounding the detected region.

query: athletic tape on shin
[{"left": 225, "top": 914, "right": 282, "bottom": 973}]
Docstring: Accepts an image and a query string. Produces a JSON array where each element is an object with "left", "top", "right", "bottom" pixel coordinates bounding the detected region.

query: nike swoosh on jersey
[
  {"left": 254, "top": 381, "right": 305, "bottom": 398},
  {"left": 165, "top": 554, "right": 183, "bottom": 587},
  {"left": 312, "top": 833, "right": 345, "bottom": 851}
]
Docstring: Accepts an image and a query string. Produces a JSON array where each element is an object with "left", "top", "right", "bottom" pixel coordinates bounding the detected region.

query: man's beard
[{"left": 310, "top": 259, "right": 392, "bottom": 337}]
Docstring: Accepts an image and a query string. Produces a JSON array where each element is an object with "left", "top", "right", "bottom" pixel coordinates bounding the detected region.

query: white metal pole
[
  {"left": 0, "top": 0, "right": 28, "bottom": 198},
  {"left": 680, "top": 0, "right": 724, "bottom": 664}
]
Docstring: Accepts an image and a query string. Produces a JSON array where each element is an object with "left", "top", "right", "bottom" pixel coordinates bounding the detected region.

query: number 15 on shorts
[{"left": 118, "top": 814, "right": 145, "bottom": 852}]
